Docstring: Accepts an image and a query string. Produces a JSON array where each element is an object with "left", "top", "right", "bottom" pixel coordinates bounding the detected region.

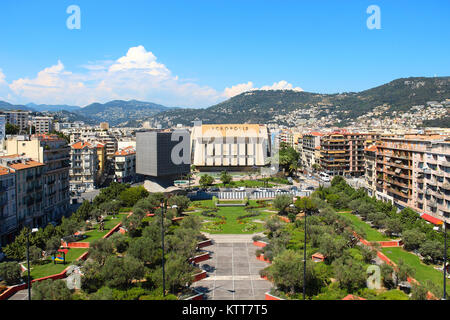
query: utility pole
[
  {"left": 160, "top": 201, "right": 166, "bottom": 297},
  {"left": 444, "top": 221, "right": 447, "bottom": 300},
  {"left": 303, "top": 209, "right": 307, "bottom": 300}
]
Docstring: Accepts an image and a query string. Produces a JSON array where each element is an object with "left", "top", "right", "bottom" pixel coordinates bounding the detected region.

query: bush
[
  {"left": 0, "top": 262, "right": 22, "bottom": 285},
  {"left": 32, "top": 279, "right": 72, "bottom": 300}
]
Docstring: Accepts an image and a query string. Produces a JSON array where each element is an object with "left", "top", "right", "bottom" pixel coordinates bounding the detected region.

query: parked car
[
  {"left": 238, "top": 186, "right": 246, "bottom": 191},
  {"left": 290, "top": 186, "right": 298, "bottom": 191},
  {"left": 306, "top": 186, "right": 315, "bottom": 191}
]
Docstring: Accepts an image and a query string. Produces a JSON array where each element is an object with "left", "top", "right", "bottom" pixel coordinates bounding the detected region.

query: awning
[{"left": 420, "top": 213, "right": 443, "bottom": 225}]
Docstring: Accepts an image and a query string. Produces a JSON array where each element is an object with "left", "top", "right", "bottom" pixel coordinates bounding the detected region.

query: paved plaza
[{"left": 192, "top": 234, "right": 272, "bottom": 300}]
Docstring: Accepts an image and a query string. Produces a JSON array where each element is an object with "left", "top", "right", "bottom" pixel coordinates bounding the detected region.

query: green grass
[
  {"left": 188, "top": 200, "right": 273, "bottom": 234},
  {"left": 29, "top": 248, "right": 88, "bottom": 279},
  {"left": 79, "top": 214, "right": 125, "bottom": 243},
  {"left": 214, "top": 180, "right": 274, "bottom": 188},
  {"left": 381, "top": 247, "right": 450, "bottom": 295},
  {"left": 337, "top": 211, "right": 390, "bottom": 241}
]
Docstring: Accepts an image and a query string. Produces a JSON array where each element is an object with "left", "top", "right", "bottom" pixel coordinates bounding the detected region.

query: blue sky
[{"left": 0, "top": 0, "right": 449, "bottom": 107}]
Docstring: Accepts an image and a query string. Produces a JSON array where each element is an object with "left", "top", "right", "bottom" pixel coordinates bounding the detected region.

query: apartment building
[
  {"left": 0, "top": 115, "right": 6, "bottom": 141},
  {"left": 54, "top": 121, "right": 85, "bottom": 131},
  {"left": 373, "top": 135, "right": 450, "bottom": 224},
  {"left": 32, "top": 116, "right": 53, "bottom": 134},
  {"left": 5, "top": 134, "right": 71, "bottom": 222},
  {"left": 320, "top": 130, "right": 379, "bottom": 177},
  {"left": 70, "top": 141, "right": 99, "bottom": 191},
  {"left": 301, "top": 132, "right": 323, "bottom": 169},
  {"left": 114, "top": 146, "right": 136, "bottom": 183},
  {"left": 69, "top": 128, "right": 118, "bottom": 159},
  {"left": 0, "top": 167, "right": 16, "bottom": 246},
  {"left": 0, "top": 155, "right": 45, "bottom": 229},
  {"left": 364, "top": 145, "right": 377, "bottom": 197},
  {"left": 3, "top": 110, "right": 30, "bottom": 130}
]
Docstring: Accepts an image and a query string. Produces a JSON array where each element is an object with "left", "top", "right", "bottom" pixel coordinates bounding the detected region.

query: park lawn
[
  {"left": 381, "top": 247, "right": 450, "bottom": 294},
  {"left": 188, "top": 200, "right": 273, "bottom": 234},
  {"left": 214, "top": 180, "right": 275, "bottom": 188},
  {"left": 29, "top": 248, "right": 88, "bottom": 280},
  {"left": 337, "top": 211, "right": 390, "bottom": 241},
  {"left": 79, "top": 214, "right": 125, "bottom": 243}
]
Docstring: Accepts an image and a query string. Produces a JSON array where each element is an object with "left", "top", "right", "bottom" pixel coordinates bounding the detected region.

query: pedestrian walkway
[{"left": 192, "top": 234, "right": 272, "bottom": 300}]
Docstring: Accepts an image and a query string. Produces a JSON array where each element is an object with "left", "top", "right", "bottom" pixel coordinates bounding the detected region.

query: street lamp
[
  {"left": 26, "top": 227, "right": 39, "bottom": 301},
  {"left": 160, "top": 200, "right": 166, "bottom": 297},
  {"left": 290, "top": 203, "right": 306, "bottom": 300},
  {"left": 444, "top": 221, "right": 447, "bottom": 300}
]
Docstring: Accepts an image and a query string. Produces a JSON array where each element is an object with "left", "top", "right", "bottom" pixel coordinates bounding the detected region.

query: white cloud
[
  {"left": 2, "top": 46, "right": 303, "bottom": 107},
  {"left": 0, "top": 69, "right": 6, "bottom": 84},
  {"left": 224, "top": 80, "right": 303, "bottom": 98}
]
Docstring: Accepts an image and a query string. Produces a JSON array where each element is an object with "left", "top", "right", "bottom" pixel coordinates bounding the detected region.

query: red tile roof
[
  {"left": 71, "top": 141, "right": 93, "bottom": 149},
  {"left": 114, "top": 146, "right": 136, "bottom": 156}
]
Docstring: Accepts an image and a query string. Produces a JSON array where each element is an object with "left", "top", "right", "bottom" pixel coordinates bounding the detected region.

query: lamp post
[
  {"left": 290, "top": 203, "right": 306, "bottom": 300},
  {"left": 160, "top": 200, "right": 166, "bottom": 297},
  {"left": 444, "top": 221, "right": 447, "bottom": 300},
  {"left": 26, "top": 227, "right": 39, "bottom": 301}
]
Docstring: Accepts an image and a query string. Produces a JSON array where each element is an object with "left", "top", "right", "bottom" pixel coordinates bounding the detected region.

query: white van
[{"left": 320, "top": 172, "right": 331, "bottom": 182}]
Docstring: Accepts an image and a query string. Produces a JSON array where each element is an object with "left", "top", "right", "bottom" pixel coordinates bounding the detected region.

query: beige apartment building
[
  {"left": 372, "top": 135, "right": 450, "bottom": 223},
  {"left": 5, "top": 134, "right": 71, "bottom": 223},
  {"left": 320, "top": 130, "right": 380, "bottom": 177},
  {"left": 0, "top": 166, "right": 16, "bottom": 246},
  {"left": 0, "top": 155, "right": 45, "bottom": 229}
]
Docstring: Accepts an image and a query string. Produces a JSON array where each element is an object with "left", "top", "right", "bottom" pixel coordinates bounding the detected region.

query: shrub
[
  {"left": 0, "top": 262, "right": 22, "bottom": 285},
  {"left": 32, "top": 279, "right": 72, "bottom": 300}
]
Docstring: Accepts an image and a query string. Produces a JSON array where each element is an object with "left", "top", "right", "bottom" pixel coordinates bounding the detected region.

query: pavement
[
  {"left": 191, "top": 234, "right": 272, "bottom": 300},
  {"left": 8, "top": 288, "right": 31, "bottom": 300}
]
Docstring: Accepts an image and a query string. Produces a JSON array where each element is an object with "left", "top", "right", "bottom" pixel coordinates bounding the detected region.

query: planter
[
  {"left": 197, "top": 239, "right": 213, "bottom": 249},
  {"left": 256, "top": 254, "right": 271, "bottom": 263},
  {"left": 183, "top": 291, "right": 205, "bottom": 300},
  {"left": 193, "top": 270, "right": 207, "bottom": 282},
  {"left": 253, "top": 240, "right": 268, "bottom": 248},
  {"left": 189, "top": 252, "right": 211, "bottom": 264},
  {"left": 265, "top": 292, "right": 284, "bottom": 300}
]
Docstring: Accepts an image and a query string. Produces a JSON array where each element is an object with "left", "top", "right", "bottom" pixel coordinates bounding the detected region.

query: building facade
[
  {"left": 190, "top": 124, "right": 270, "bottom": 172},
  {"left": 0, "top": 155, "right": 45, "bottom": 230},
  {"left": 136, "top": 131, "right": 190, "bottom": 178},
  {"left": 114, "top": 146, "right": 136, "bottom": 183},
  {"left": 69, "top": 141, "right": 99, "bottom": 191},
  {"left": 373, "top": 135, "right": 450, "bottom": 224},
  {"left": 32, "top": 116, "right": 53, "bottom": 134},
  {"left": 320, "top": 131, "right": 379, "bottom": 177},
  {"left": 0, "top": 167, "right": 16, "bottom": 246},
  {"left": 5, "top": 134, "right": 71, "bottom": 223}
]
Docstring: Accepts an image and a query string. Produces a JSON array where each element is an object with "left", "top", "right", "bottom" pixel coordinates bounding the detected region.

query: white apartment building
[
  {"left": 114, "top": 146, "right": 136, "bottom": 183},
  {"left": 69, "top": 141, "right": 99, "bottom": 191},
  {"left": 32, "top": 116, "right": 54, "bottom": 134}
]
